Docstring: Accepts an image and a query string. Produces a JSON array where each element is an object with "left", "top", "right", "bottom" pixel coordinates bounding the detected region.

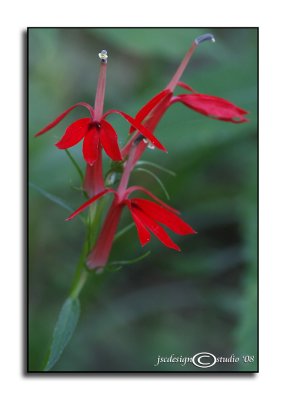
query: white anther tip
[{"left": 98, "top": 50, "right": 108, "bottom": 62}]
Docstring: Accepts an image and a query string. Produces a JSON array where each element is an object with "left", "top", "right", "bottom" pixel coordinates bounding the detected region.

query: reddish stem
[
  {"left": 87, "top": 200, "right": 123, "bottom": 269},
  {"left": 117, "top": 144, "right": 138, "bottom": 201},
  {"left": 166, "top": 42, "right": 197, "bottom": 92},
  {"left": 93, "top": 59, "right": 107, "bottom": 121}
]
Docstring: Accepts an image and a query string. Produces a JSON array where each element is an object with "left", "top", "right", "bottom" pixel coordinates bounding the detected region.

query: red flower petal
[
  {"left": 82, "top": 126, "right": 100, "bottom": 165},
  {"left": 65, "top": 189, "right": 114, "bottom": 221},
  {"left": 132, "top": 198, "right": 196, "bottom": 235},
  {"left": 34, "top": 102, "right": 94, "bottom": 137},
  {"left": 172, "top": 94, "right": 249, "bottom": 123},
  {"left": 125, "top": 185, "right": 180, "bottom": 214},
  {"left": 130, "top": 206, "right": 181, "bottom": 251},
  {"left": 129, "top": 89, "right": 171, "bottom": 133},
  {"left": 127, "top": 201, "right": 151, "bottom": 246},
  {"left": 100, "top": 120, "right": 122, "bottom": 161},
  {"left": 103, "top": 110, "right": 167, "bottom": 152},
  {"left": 177, "top": 81, "right": 196, "bottom": 92},
  {"left": 55, "top": 118, "right": 90, "bottom": 149}
]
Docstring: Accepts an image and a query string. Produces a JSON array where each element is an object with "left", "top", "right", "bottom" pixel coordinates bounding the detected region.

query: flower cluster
[{"left": 35, "top": 35, "right": 248, "bottom": 269}]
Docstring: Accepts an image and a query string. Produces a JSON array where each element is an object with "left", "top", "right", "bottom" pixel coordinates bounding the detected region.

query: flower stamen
[
  {"left": 93, "top": 50, "right": 108, "bottom": 120},
  {"left": 166, "top": 33, "right": 215, "bottom": 92},
  {"left": 98, "top": 49, "right": 108, "bottom": 63},
  {"left": 194, "top": 33, "right": 215, "bottom": 46}
]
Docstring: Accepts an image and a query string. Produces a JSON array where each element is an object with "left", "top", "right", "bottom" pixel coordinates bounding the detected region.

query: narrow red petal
[
  {"left": 129, "top": 89, "right": 171, "bottom": 133},
  {"left": 100, "top": 120, "right": 122, "bottom": 161},
  {"left": 177, "top": 81, "right": 196, "bottom": 92},
  {"left": 103, "top": 110, "right": 167, "bottom": 152},
  {"left": 173, "top": 94, "right": 249, "bottom": 123},
  {"left": 55, "top": 118, "right": 90, "bottom": 149},
  {"left": 65, "top": 189, "right": 114, "bottom": 221},
  {"left": 82, "top": 126, "right": 100, "bottom": 165},
  {"left": 131, "top": 206, "right": 181, "bottom": 251},
  {"left": 125, "top": 185, "right": 180, "bottom": 214},
  {"left": 132, "top": 198, "right": 197, "bottom": 235},
  {"left": 127, "top": 202, "right": 151, "bottom": 246},
  {"left": 34, "top": 102, "right": 94, "bottom": 137}
]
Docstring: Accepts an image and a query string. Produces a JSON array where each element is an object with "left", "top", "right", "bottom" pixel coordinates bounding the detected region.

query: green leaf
[
  {"left": 44, "top": 297, "right": 80, "bottom": 371},
  {"left": 30, "top": 182, "right": 87, "bottom": 225},
  {"left": 134, "top": 167, "right": 170, "bottom": 200},
  {"left": 29, "top": 182, "right": 74, "bottom": 212}
]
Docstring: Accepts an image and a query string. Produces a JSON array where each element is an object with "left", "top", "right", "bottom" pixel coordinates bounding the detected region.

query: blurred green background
[{"left": 28, "top": 28, "right": 257, "bottom": 372}]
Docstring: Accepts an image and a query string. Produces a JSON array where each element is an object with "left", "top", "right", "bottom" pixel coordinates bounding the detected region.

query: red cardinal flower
[
  {"left": 66, "top": 185, "right": 196, "bottom": 269},
  {"left": 35, "top": 106, "right": 166, "bottom": 166},
  {"left": 35, "top": 51, "right": 166, "bottom": 166},
  {"left": 125, "top": 34, "right": 248, "bottom": 156}
]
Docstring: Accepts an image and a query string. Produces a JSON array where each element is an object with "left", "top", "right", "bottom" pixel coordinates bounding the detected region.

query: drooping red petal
[
  {"left": 82, "top": 126, "right": 100, "bottom": 165},
  {"left": 177, "top": 81, "right": 196, "bottom": 92},
  {"left": 65, "top": 188, "right": 114, "bottom": 221},
  {"left": 132, "top": 198, "right": 197, "bottom": 235},
  {"left": 34, "top": 102, "right": 94, "bottom": 137},
  {"left": 103, "top": 110, "right": 167, "bottom": 152},
  {"left": 129, "top": 89, "right": 171, "bottom": 133},
  {"left": 125, "top": 185, "right": 180, "bottom": 214},
  {"left": 55, "top": 118, "right": 90, "bottom": 149},
  {"left": 172, "top": 94, "right": 249, "bottom": 123},
  {"left": 100, "top": 120, "right": 122, "bottom": 161},
  {"left": 130, "top": 206, "right": 181, "bottom": 251},
  {"left": 127, "top": 201, "right": 151, "bottom": 246}
]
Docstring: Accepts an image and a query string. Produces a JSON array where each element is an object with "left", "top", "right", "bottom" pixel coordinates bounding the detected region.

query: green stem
[
  {"left": 69, "top": 236, "right": 89, "bottom": 299},
  {"left": 68, "top": 196, "right": 107, "bottom": 301},
  {"left": 70, "top": 268, "right": 89, "bottom": 299}
]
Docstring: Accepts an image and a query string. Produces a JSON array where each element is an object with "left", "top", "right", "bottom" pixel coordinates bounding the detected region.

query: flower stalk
[
  {"left": 93, "top": 50, "right": 108, "bottom": 121},
  {"left": 167, "top": 34, "right": 215, "bottom": 91}
]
